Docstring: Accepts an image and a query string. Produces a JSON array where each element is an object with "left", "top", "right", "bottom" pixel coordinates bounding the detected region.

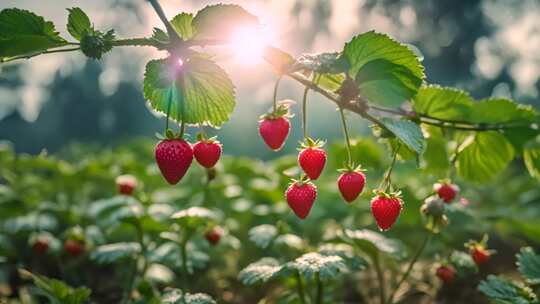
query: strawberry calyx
[
  {"left": 298, "top": 137, "right": 325, "bottom": 150},
  {"left": 338, "top": 163, "right": 366, "bottom": 173},
  {"left": 289, "top": 174, "right": 312, "bottom": 187},
  {"left": 196, "top": 132, "right": 220, "bottom": 144},
  {"left": 260, "top": 100, "right": 294, "bottom": 120},
  {"left": 159, "top": 128, "right": 190, "bottom": 140},
  {"left": 373, "top": 189, "right": 402, "bottom": 200},
  {"left": 464, "top": 234, "right": 496, "bottom": 255}
]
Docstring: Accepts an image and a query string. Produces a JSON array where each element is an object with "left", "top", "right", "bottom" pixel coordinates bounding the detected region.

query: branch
[
  {"left": 146, "top": 0, "right": 181, "bottom": 44},
  {"left": 112, "top": 38, "right": 164, "bottom": 48},
  {"left": 0, "top": 47, "right": 81, "bottom": 63}
]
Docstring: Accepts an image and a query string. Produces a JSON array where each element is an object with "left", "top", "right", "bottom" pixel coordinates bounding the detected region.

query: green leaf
[
  {"left": 238, "top": 257, "right": 282, "bottom": 285},
  {"left": 524, "top": 136, "right": 540, "bottom": 180},
  {"left": 0, "top": 8, "right": 67, "bottom": 58},
  {"left": 450, "top": 251, "right": 477, "bottom": 275},
  {"left": 293, "top": 52, "right": 348, "bottom": 74},
  {"left": 152, "top": 27, "right": 169, "bottom": 42},
  {"left": 285, "top": 252, "right": 347, "bottom": 281},
  {"left": 144, "top": 56, "right": 236, "bottom": 127},
  {"left": 170, "top": 207, "right": 218, "bottom": 230},
  {"left": 88, "top": 196, "right": 143, "bottom": 228},
  {"left": 19, "top": 269, "right": 91, "bottom": 304},
  {"left": 378, "top": 117, "right": 425, "bottom": 155},
  {"left": 161, "top": 289, "right": 216, "bottom": 304},
  {"left": 412, "top": 85, "right": 474, "bottom": 121},
  {"left": 422, "top": 126, "right": 450, "bottom": 174},
  {"left": 517, "top": 247, "right": 540, "bottom": 286},
  {"left": 318, "top": 243, "right": 368, "bottom": 271},
  {"left": 317, "top": 73, "right": 345, "bottom": 92},
  {"left": 478, "top": 275, "right": 537, "bottom": 304},
  {"left": 343, "top": 31, "right": 424, "bottom": 104},
  {"left": 192, "top": 4, "right": 258, "bottom": 39},
  {"left": 248, "top": 224, "right": 278, "bottom": 249},
  {"left": 66, "top": 8, "right": 91, "bottom": 41},
  {"left": 470, "top": 98, "right": 539, "bottom": 124},
  {"left": 456, "top": 131, "right": 515, "bottom": 183},
  {"left": 170, "top": 13, "right": 195, "bottom": 40},
  {"left": 355, "top": 59, "right": 422, "bottom": 107},
  {"left": 90, "top": 242, "right": 140, "bottom": 264},
  {"left": 342, "top": 229, "right": 405, "bottom": 260}
]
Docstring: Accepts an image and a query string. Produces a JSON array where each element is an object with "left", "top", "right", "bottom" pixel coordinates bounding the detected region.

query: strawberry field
[{"left": 1, "top": 1, "right": 540, "bottom": 304}]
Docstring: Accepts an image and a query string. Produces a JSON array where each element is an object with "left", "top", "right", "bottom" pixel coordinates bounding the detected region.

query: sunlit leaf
[
  {"left": 517, "top": 247, "right": 540, "bottom": 286},
  {"left": 378, "top": 117, "right": 425, "bottom": 155},
  {"left": 470, "top": 98, "right": 539, "bottom": 124},
  {"left": 162, "top": 288, "right": 216, "bottom": 304},
  {"left": 285, "top": 252, "right": 347, "bottom": 281},
  {"left": 170, "top": 13, "right": 195, "bottom": 40},
  {"left": 412, "top": 85, "right": 474, "bottom": 121},
  {"left": 293, "top": 52, "right": 348, "bottom": 74},
  {"left": 66, "top": 7, "right": 91, "bottom": 41},
  {"left": 342, "top": 229, "right": 406, "bottom": 260},
  {"left": 248, "top": 224, "right": 278, "bottom": 249},
  {"left": 478, "top": 275, "right": 537, "bottom": 304},
  {"left": 238, "top": 257, "right": 282, "bottom": 285},
  {"left": 192, "top": 4, "right": 258, "bottom": 39},
  {"left": 90, "top": 242, "right": 140, "bottom": 264},
  {"left": 523, "top": 136, "right": 540, "bottom": 180},
  {"left": 19, "top": 269, "right": 91, "bottom": 304}
]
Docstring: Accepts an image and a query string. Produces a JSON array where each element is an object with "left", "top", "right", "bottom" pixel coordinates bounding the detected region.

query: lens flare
[{"left": 229, "top": 26, "right": 273, "bottom": 64}]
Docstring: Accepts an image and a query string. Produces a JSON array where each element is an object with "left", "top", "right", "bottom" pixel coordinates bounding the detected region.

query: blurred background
[{"left": 1, "top": 0, "right": 539, "bottom": 159}]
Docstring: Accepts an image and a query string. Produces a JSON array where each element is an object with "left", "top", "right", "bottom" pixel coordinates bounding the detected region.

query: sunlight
[{"left": 229, "top": 26, "right": 273, "bottom": 65}]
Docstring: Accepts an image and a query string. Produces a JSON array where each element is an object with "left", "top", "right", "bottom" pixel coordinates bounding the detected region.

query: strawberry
[
  {"left": 155, "top": 137, "right": 193, "bottom": 185},
  {"left": 31, "top": 237, "right": 49, "bottom": 254},
  {"left": 115, "top": 174, "right": 137, "bottom": 195},
  {"left": 193, "top": 136, "right": 222, "bottom": 168},
  {"left": 285, "top": 178, "right": 317, "bottom": 219},
  {"left": 337, "top": 166, "right": 366, "bottom": 203},
  {"left": 433, "top": 181, "right": 459, "bottom": 203},
  {"left": 370, "top": 192, "right": 403, "bottom": 231},
  {"left": 465, "top": 234, "right": 494, "bottom": 266},
  {"left": 205, "top": 226, "right": 223, "bottom": 246},
  {"left": 298, "top": 138, "right": 326, "bottom": 180},
  {"left": 258, "top": 103, "right": 291, "bottom": 151},
  {"left": 64, "top": 239, "right": 85, "bottom": 257},
  {"left": 436, "top": 265, "right": 455, "bottom": 284}
]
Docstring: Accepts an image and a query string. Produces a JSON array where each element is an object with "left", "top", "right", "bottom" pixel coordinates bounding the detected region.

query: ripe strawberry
[
  {"left": 470, "top": 247, "right": 491, "bottom": 265},
  {"left": 155, "top": 138, "right": 193, "bottom": 185},
  {"left": 298, "top": 138, "right": 326, "bottom": 180},
  {"left": 259, "top": 117, "right": 290, "bottom": 151},
  {"left": 205, "top": 226, "right": 223, "bottom": 246},
  {"left": 370, "top": 192, "right": 403, "bottom": 231},
  {"left": 115, "top": 174, "right": 137, "bottom": 195},
  {"left": 31, "top": 237, "right": 49, "bottom": 254},
  {"left": 193, "top": 138, "right": 222, "bottom": 168},
  {"left": 436, "top": 265, "right": 455, "bottom": 284},
  {"left": 433, "top": 181, "right": 459, "bottom": 203},
  {"left": 285, "top": 179, "right": 317, "bottom": 219},
  {"left": 337, "top": 168, "right": 366, "bottom": 203},
  {"left": 64, "top": 239, "right": 85, "bottom": 257}
]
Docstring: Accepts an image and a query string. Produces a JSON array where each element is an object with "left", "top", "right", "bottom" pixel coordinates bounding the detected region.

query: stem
[
  {"left": 180, "top": 234, "right": 190, "bottom": 288},
  {"left": 338, "top": 107, "right": 353, "bottom": 167},
  {"left": 179, "top": 120, "right": 185, "bottom": 138},
  {"left": 379, "top": 144, "right": 400, "bottom": 191},
  {"left": 373, "top": 254, "right": 386, "bottom": 304},
  {"left": 165, "top": 88, "right": 173, "bottom": 133},
  {"left": 386, "top": 232, "right": 432, "bottom": 304},
  {"left": 147, "top": 0, "right": 181, "bottom": 43},
  {"left": 272, "top": 76, "right": 282, "bottom": 113},
  {"left": 301, "top": 85, "right": 310, "bottom": 140},
  {"left": 315, "top": 272, "right": 323, "bottom": 304},
  {"left": 295, "top": 271, "right": 307, "bottom": 304},
  {"left": 1, "top": 47, "right": 80, "bottom": 63},
  {"left": 112, "top": 38, "right": 162, "bottom": 48}
]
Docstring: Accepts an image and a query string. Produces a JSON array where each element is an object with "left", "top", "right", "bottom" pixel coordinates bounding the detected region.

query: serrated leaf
[
  {"left": 343, "top": 31, "right": 424, "bottom": 105},
  {"left": 285, "top": 252, "right": 347, "bottom": 281},
  {"left": 144, "top": 56, "right": 236, "bottom": 127},
  {"left": 422, "top": 126, "right": 450, "bottom": 174},
  {"left": 149, "top": 242, "right": 209, "bottom": 273},
  {"left": 517, "top": 247, "right": 540, "bottom": 285},
  {"left": 152, "top": 27, "right": 169, "bottom": 42},
  {"left": 524, "top": 136, "right": 540, "bottom": 180},
  {"left": 66, "top": 7, "right": 91, "bottom": 41},
  {"left": 355, "top": 59, "right": 423, "bottom": 107},
  {"left": 293, "top": 52, "right": 348, "bottom": 74},
  {"left": 0, "top": 8, "right": 67, "bottom": 58},
  {"left": 478, "top": 275, "right": 537, "bottom": 304},
  {"left": 238, "top": 257, "right": 282, "bottom": 285},
  {"left": 456, "top": 131, "right": 515, "bottom": 183},
  {"left": 318, "top": 243, "right": 368, "bottom": 271},
  {"left": 170, "top": 13, "right": 195, "bottom": 40},
  {"left": 412, "top": 85, "right": 474, "bottom": 121},
  {"left": 170, "top": 207, "right": 217, "bottom": 230},
  {"left": 343, "top": 229, "right": 405, "bottom": 260},
  {"left": 90, "top": 242, "right": 140, "bottom": 264},
  {"left": 19, "top": 269, "right": 91, "bottom": 304},
  {"left": 470, "top": 98, "right": 539, "bottom": 124},
  {"left": 162, "top": 289, "right": 216, "bottom": 304},
  {"left": 248, "top": 224, "right": 278, "bottom": 249},
  {"left": 379, "top": 117, "right": 425, "bottom": 155},
  {"left": 274, "top": 234, "right": 304, "bottom": 251},
  {"left": 192, "top": 4, "right": 258, "bottom": 39}
]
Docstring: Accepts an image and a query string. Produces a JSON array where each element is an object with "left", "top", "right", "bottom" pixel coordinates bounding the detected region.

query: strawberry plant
[{"left": 1, "top": 1, "right": 540, "bottom": 304}]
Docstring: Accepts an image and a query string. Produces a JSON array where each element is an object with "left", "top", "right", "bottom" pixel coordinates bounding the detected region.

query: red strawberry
[
  {"left": 205, "top": 226, "right": 223, "bottom": 246},
  {"left": 64, "top": 239, "right": 85, "bottom": 257},
  {"left": 193, "top": 139, "right": 222, "bottom": 168},
  {"left": 433, "top": 181, "right": 459, "bottom": 203},
  {"left": 470, "top": 247, "right": 490, "bottom": 265},
  {"left": 285, "top": 179, "right": 317, "bottom": 219},
  {"left": 338, "top": 169, "right": 366, "bottom": 203},
  {"left": 298, "top": 138, "right": 326, "bottom": 180},
  {"left": 259, "top": 117, "right": 290, "bottom": 151},
  {"left": 155, "top": 139, "right": 193, "bottom": 185},
  {"left": 115, "top": 174, "right": 137, "bottom": 195},
  {"left": 370, "top": 192, "right": 403, "bottom": 231},
  {"left": 31, "top": 237, "right": 49, "bottom": 254},
  {"left": 436, "top": 266, "right": 455, "bottom": 284}
]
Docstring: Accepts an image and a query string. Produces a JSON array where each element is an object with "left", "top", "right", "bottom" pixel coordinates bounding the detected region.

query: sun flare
[{"left": 229, "top": 26, "right": 273, "bottom": 64}]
